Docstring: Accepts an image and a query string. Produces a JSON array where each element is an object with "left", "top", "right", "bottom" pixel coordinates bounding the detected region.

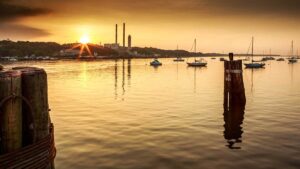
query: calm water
[{"left": 3, "top": 58, "right": 300, "bottom": 169}]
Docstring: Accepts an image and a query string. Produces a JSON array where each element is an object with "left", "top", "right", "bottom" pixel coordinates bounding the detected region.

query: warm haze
[{"left": 0, "top": 0, "right": 300, "bottom": 54}]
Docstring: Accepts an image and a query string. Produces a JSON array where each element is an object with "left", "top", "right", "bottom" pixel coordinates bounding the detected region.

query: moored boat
[
  {"left": 173, "top": 58, "right": 185, "bottom": 62},
  {"left": 150, "top": 59, "right": 162, "bottom": 66},
  {"left": 276, "top": 58, "right": 285, "bottom": 61},
  {"left": 244, "top": 37, "right": 265, "bottom": 69},
  {"left": 288, "top": 41, "right": 298, "bottom": 64},
  {"left": 187, "top": 39, "right": 207, "bottom": 67},
  {"left": 173, "top": 45, "right": 185, "bottom": 62}
]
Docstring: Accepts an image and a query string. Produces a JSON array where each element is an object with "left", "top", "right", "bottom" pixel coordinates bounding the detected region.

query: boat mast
[
  {"left": 291, "top": 40, "right": 294, "bottom": 57},
  {"left": 194, "top": 38, "right": 197, "bottom": 60},
  {"left": 177, "top": 45, "right": 178, "bottom": 58},
  {"left": 252, "top": 36, "right": 254, "bottom": 63}
]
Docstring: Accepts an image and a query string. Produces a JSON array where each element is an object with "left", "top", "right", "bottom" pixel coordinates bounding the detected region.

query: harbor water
[{"left": 2, "top": 58, "right": 300, "bottom": 169}]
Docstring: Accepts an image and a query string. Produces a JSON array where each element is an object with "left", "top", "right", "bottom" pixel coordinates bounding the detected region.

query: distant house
[
  {"left": 60, "top": 49, "right": 80, "bottom": 56},
  {"left": 104, "top": 43, "right": 120, "bottom": 50}
]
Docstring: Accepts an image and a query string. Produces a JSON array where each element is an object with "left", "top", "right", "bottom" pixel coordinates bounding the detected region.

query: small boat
[
  {"left": 276, "top": 58, "right": 285, "bottom": 61},
  {"left": 245, "top": 62, "right": 265, "bottom": 68},
  {"left": 289, "top": 58, "right": 297, "bottom": 63},
  {"left": 173, "top": 58, "right": 185, "bottom": 62},
  {"left": 173, "top": 45, "right": 185, "bottom": 62},
  {"left": 187, "top": 39, "right": 207, "bottom": 67},
  {"left": 288, "top": 41, "right": 298, "bottom": 64},
  {"left": 244, "top": 37, "right": 265, "bottom": 69},
  {"left": 220, "top": 58, "right": 226, "bottom": 61},
  {"left": 187, "top": 59, "right": 207, "bottom": 67},
  {"left": 150, "top": 59, "right": 162, "bottom": 66},
  {"left": 211, "top": 57, "right": 216, "bottom": 60}
]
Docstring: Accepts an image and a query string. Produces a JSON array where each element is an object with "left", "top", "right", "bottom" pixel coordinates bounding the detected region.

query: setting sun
[{"left": 80, "top": 34, "right": 90, "bottom": 44}]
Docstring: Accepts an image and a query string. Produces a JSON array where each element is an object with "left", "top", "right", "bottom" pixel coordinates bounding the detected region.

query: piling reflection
[{"left": 223, "top": 104, "right": 245, "bottom": 149}]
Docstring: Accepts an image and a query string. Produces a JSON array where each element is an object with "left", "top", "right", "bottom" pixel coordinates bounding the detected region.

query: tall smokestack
[
  {"left": 128, "top": 35, "right": 132, "bottom": 49},
  {"left": 123, "top": 23, "right": 126, "bottom": 47},
  {"left": 115, "top": 24, "right": 118, "bottom": 45}
]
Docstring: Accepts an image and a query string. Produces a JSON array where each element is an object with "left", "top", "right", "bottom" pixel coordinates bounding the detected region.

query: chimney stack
[
  {"left": 115, "top": 24, "right": 118, "bottom": 45},
  {"left": 128, "top": 35, "right": 132, "bottom": 49},
  {"left": 123, "top": 23, "right": 126, "bottom": 47}
]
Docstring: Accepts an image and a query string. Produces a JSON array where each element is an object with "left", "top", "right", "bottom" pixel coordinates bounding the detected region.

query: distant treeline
[
  {"left": 131, "top": 47, "right": 202, "bottom": 57},
  {"left": 0, "top": 40, "right": 228, "bottom": 58},
  {"left": 0, "top": 40, "right": 61, "bottom": 57}
]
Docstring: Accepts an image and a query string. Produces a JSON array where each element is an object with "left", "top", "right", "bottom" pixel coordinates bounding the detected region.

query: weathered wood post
[
  {"left": 223, "top": 53, "right": 246, "bottom": 149},
  {"left": 0, "top": 70, "right": 22, "bottom": 154},
  {"left": 224, "top": 53, "right": 246, "bottom": 109},
  {"left": 0, "top": 67, "right": 55, "bottom": 169},
  {"left": 13, "top": 67, "right": 54, "bottom": 169},
  {"left": 13, "top": 67, "right": 50, "bottom": 143}
]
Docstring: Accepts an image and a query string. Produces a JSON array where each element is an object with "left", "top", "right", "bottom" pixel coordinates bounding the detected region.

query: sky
[{"left": 0, "top": 0, "right": 300, "bottom": 54}]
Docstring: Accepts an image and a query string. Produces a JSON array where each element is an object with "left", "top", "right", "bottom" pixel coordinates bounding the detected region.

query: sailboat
[
  {"left": 173, "top": 45, "right": 185, "bottom": 62},
  {"left": 288, "top": 41, "right": 297, "bottom": 63},
  {"left": 187, "top": 39, "right": 207, "bottom": 67},
  {"left": 244, "top": 37, "right": 265, "bottom": 68}
]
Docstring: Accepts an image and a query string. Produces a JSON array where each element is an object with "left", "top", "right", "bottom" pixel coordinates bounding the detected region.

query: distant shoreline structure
[{"left": 0, "top": 39, "right": 280, "bottom": 61}]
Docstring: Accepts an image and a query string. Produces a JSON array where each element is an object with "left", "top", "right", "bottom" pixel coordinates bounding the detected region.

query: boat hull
[
  {"left": 187, "top": 62, "right": 207, "bottom": 67},
  {"left": 288, "top": 59, "right": 297, "bottom": 63},
  {"left": 244, "top": 63, "right": 265, "bottom": 68},
  {"left": 173, "top": 59, "right": 185, "bottom": 62}
]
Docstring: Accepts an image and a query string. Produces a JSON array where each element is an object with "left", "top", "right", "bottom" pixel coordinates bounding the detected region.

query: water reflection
[
  {"left": 127, "top": 59, "right": 131, "bottom": 87},
  {"left": 114, "top": 59, "right": 118, "bottom": 99},
  {"left": 223, "top": 104, "right": 245, "bottom": 149},
  {"left": 113, "top": 59, "right": 132, "bottom": 100},
  {"left": 122, "top": 59, "right": 125, "bottom": 100}
]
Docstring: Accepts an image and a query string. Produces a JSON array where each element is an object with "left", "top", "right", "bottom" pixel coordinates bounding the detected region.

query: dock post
[
  {"left": 13, "top": 67, "right": 50, "bottom": 143},
  {"left": 224, "top": 53, "right": 246, "bottom": 109},
  {"left": 0, "top": 71, "right": 22, "bottom": 154},
  {"left": 223, "top": 53, "right": 246, "bottom": 149},
  {"left": 13, "top": 67, "right": 54, "bottom": 169}
]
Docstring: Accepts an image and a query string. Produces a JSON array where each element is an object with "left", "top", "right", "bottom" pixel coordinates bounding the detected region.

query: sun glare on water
[{"left": 80, "top": 34, "right": 90, "bottom": 44}]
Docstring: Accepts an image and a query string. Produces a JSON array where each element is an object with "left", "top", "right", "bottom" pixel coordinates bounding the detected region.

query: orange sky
[{"left": 1, "top": 0, "right": 300, "bottom": 54}]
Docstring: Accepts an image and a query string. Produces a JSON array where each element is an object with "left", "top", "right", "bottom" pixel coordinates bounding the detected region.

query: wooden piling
[
  {"left": 0, "top": 70, "right": 22, "bottom": 154},
  {"left": 224, "top": 53, "right": 246, "bottom": 109},
  {"left": 13, "top": 67, "right": 50, "bottom": 142}
]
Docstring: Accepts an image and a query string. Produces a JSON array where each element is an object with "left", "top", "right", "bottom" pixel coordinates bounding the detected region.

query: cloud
[
  {"left": 0, "top": 24, "right": 51, "bottom": 38},
  {"left": 0, "top": 0, "right": 51, "bottom": 22},
  {"left": 0, "top": 1, "right": 52, "bottom": 39}
]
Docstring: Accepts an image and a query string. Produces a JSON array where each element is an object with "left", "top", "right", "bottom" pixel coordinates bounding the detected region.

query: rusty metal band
[{"left": 0, "top": 123, "right": 56, "bottom": 169}]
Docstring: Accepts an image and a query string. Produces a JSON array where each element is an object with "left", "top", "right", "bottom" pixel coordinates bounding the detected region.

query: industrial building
[{"left": 104, "top": 23, "right": 132, "bottom": 52}]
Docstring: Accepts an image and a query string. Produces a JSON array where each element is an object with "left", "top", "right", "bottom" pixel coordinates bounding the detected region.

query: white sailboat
[
  {"left": 187, "top": 39, "right": 207, "bottom": 67},
  {"left": 244, "top": 37, "right": 265, "bottom": 68},
  {"left": 173, "top": 45, "right": 185, "bottom": 62},
  {"left": 288, "top": 41, "right": 297, "bottom": 63}
]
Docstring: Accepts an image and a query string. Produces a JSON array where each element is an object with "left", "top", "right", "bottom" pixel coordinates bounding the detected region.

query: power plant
[
  {"left": 104, "top": 22, "right": 132, "bottom": 52},
  {"left": 123, "top": 23, "right": 126, "bottom": 47},
  {"left": 128, "top": 35, "right": 132, "bottom": 49}
]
